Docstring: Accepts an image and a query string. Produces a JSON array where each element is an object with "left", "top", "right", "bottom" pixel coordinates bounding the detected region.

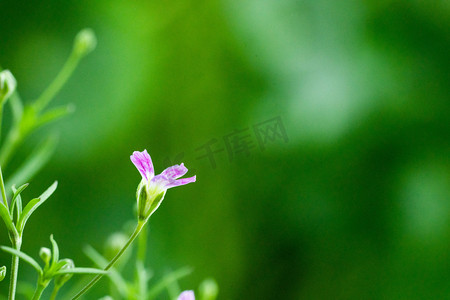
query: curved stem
[
  {"left": 33, "top": 50, "right": 81, "bottom": 113},
  {"left": 71, "top": 220, "right": 147, "bottom": 299}
]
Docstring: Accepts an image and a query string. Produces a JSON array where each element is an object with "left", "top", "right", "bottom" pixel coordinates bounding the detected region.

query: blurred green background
[{"left": 1, "top": 0, "right": 450, "bottom": 299}]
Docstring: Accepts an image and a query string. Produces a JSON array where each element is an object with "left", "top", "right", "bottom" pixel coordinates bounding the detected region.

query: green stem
[
  {"left": 136, "top": 225, "right": 148, "bottom": 299},
  {"left": 31, "top": 281, "right": 49, "bottom": 300},
  {"left": 0, "top": 46, "right": 82, "bottom": 168},
  {"left": 137, "top": 224, "right": 148, "bottom": 264},
  {"left": 71, "top": 220, "right": 147, "bottom": 299},
  {"left": 49, "top": 285, "right": 61, "bottom": 300},
  {"left": 8, "top": 238, "right": 21, "bottom": 300},
  {"left": 33, "top": 49, "right": 81, "bottom": 113}
]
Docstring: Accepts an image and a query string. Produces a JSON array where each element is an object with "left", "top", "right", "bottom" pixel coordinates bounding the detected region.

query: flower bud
[
  {"left": 0, "top": 266, "right": 6, "bottom": 281},
  {"left": 39, "top": 247, "right": 52, "bottom": 265},
  {"left": 199, "top": 278, "right": 219, "bottom": 300},
  {"left": 54, "top": 258, "right": 74, "bottom": 287},
  {"left": 0, "top": 70, "right": 17, "bottom": 104},
  {"left": 73, "top": 28, "right": 97, "bottom": 57}
]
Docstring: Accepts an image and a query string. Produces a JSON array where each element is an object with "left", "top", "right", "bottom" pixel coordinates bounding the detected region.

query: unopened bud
[
  {"left": 199, "top": 278, "right": 219, "bottom": 300},
  {"left": 73, "top": 28, "right": 97, "bottom": 57},
  {"left": 0, "top": 70, "right": 17, "bottom": 104},
  {"left": 54, "top": 258, "right": 74, "bottom": 287},
  {"left": 39, "top": 247, "right": 52, "bottom": 265},
  {"left": 0, "top": 266, "right": 6, "bottom": 281}
]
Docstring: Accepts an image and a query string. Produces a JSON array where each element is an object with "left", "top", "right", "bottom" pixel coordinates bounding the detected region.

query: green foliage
[
  {"left": 0, "top": 28, "right": 98, "bottom": 300},
  {"left": 1, "top": 236, "right": 106, "bottom": 299}
]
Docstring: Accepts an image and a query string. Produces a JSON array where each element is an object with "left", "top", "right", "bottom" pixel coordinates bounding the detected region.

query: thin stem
[
  {"left": 71, "top": 220, "right": 147, "bottom": 299},
  {"left": 8, "top": 238, "right": 21, "bottom": 300},
  {"left": 50, "top": 286, "right": 61, "bottom": 300},
  {"left": 0, "top": 47, "right": 82, "bottom": 168},
  {"left": 136, "top": 225, "right": 148, "bottom": 299},
  {"left": 137, "top": 224, "right": 148, "bottom": 264},
  {"left": 2, "top": 163, "right": 21, "bottom": 300},
  {"left": 33, "top": 49, "right": 81, "bottom": 113}
]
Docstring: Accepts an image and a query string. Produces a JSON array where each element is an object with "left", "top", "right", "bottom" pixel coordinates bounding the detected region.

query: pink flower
[
  {"left": 178, "top": 290, "right": 195, "bottom": 300},
  {"left": 131, "top": 150, "right": 196, "bottom": 220}
]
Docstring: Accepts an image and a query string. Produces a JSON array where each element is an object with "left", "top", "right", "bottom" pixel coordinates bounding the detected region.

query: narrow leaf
[
  {"left": 0, "top": 246, "right": 42, "bottom": 274},
  {"left": 10, "top": 183, "right": 28, "bottom": 216},
  {"left": 17, "top": 198, "right": 39, "bottom": 233},
  {"left": 17, "top": 181, "right": 58, "bottom": 233},
  {"left": 50, "top": 235, "right": 59, "bottom": 266},
  {"left": 0, "top": 203, "right": 15, "bottom": 234},
  {"left": 38, "top": 181, "right": 58, "bottom": 202},
  {"left": 55, "top": 267, "right": 107, "bottom": 275}
]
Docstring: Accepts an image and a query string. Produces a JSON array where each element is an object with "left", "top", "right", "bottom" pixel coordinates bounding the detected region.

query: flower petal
[
  {"left": 150, "top": 174, "right": 170, "bottom": 188},
  {"left": 165, "top": 175, "right": 196, "bottom": 189},
  {"left": 178, "top": 290, "right": 195, "bottom": 300},
  {"left": 151, "top": 174, "right": 196, "bottom": 190},
  {"left": 161, "top": 163, "right": 188, "bottom": 179},
  {"left": 130, "top": 150, "right": 154, "bottom": 181}
]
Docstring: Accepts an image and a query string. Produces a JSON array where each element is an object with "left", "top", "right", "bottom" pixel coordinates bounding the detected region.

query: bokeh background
[{"left": 1, "top": 0, "right": 449, "bottom": 299}]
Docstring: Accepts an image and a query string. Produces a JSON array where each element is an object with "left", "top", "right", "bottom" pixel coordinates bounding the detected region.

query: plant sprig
[{"left": 1, "top": 235, "right": 106, "bottom": 300}]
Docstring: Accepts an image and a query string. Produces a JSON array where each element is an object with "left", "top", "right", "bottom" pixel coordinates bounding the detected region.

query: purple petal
[
  {"left": 150, "top": 173, "right": 170, "bottom": 187},
  {"left": 130, "top": 150, "right": 154, "bottom": 181},
  {"left": 151, "top": 173, "right": 196, "bottom": 190},
  {"left": 165, "top": 176, "right": 196, "bottom": 189},
  {"left": 161, "top": 163, "right": 188, "bottom": 179},
  {"left": 178, "top": 290, "right": 195, "bottom": 300}
]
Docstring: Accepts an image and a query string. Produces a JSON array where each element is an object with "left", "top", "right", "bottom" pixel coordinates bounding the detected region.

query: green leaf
[
  {"left": 55, "top": 267, "right": 107, "bottom": 275},
  {"left": 0, "top": 246, "right": 42, "bottom": 274},
  {"left": 83, "top": 245, "right": 129, "bottom": 298},
  {"left": 10, "top": 183, "right": 28, "bottom": 216},
  {"left": 50, "top": 234, "right": 59, "bottom": 267},
  {"left": 17, "top": 181, "right": 58, "bottom": 233},
  {"left": 6, "top": 135, "right": 57, "bottom": 190},
  {"left": 17, "top": 198, "right": 38, "bottom": 233},
  {"left": 146, "top": 267, "right": 193, "bottom": 300},
  {"left": 39, "top": 181, "right": 58, "bottom": 202},
  {"left": 35, "top": 104, "right": 75, "bottom": 129},
  {"left": 0, "top": 202, "right": 15, "bottom": 235}
]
